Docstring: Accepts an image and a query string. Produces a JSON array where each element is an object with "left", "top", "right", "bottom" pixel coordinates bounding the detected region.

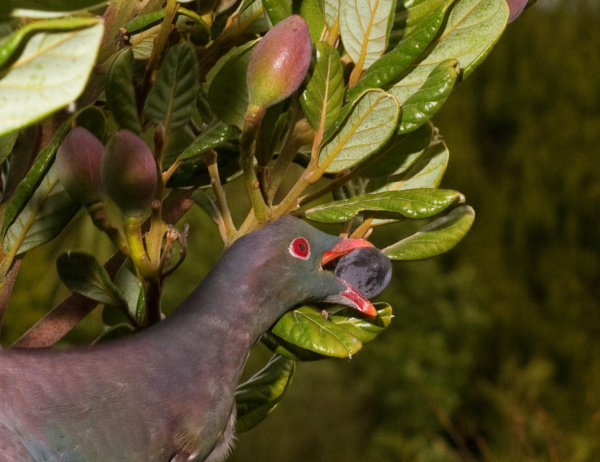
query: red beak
[
  {"left": 322, "top": 238, "right": 377, "bottom": 317},
  {"left": 321, "top": 238, "right": 374, "bottom": 266}
]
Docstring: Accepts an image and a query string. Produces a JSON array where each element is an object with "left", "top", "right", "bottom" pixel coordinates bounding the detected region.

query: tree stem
[{"left": 240, "top": 104, "right": 269, "bottom": 222}]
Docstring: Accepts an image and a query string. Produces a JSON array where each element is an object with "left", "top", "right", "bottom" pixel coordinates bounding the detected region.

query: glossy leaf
[
  {"left": 207, "top": 41, "right": 257, "bottom": 129},
  {"left": 57, "top": 251, "right": 128, "bottom": 307},
  {"left": 0, "top": 21, "right": 103, "bottom": 136},
  {"left": 262, "top": 0, "right": 292, "bottom": 24},
  {"left": 271, "top": 306, "right": 363, "bottom": 358},
  {"left": 106, "top": 48, "right": 142, "bottom": 134},
  {"left": 383, "top": 205, "right": 475, "bottom": 259},
  {"left": 299, "top": 0, "right": 326, "bottom": 41},
  {"left": 235, "top": 355, "right": 295, "bottom": 432},
  {"left": 339, "top": 0, "right": 395, "bottom": 69},
  {"left": 176, "top": 121, "right": 233, "bottom": 161},
  {"left": 305, "top": 188, "right": 464, "bottom": 223},
  {"left": 300, "top": 41, "right": 344, "bottom": 131},
  {"left": 397, "top": 59, "right": 460, "bottom": 134},
  {"left": 3, "top": 164, "right": 80, "bottom": 254},
  {"left": 368, "top": 137, "right": 449, "bottom": 192},
  {"left": 360, "top": 123, "right": 433, "bottom": 178},
  {"left": 1, "top": 119, "right": 70, "bottom": 244},
  {"left": 319, "top": 89, "right": 400, "bottom": 173},
  {"left": 347, "top": 0, "right": 455, "bottom": 101},
  {"left": 262, "top": 332, "right": 326, "bottom": 361},
  {"left": 144, "top": 42, "right": 199, "bottom": 131},
  {"left": 389, "top": 0, "right": 509, "bottom": 105},
  {"left": 328, "top": 303, "right": 393, "bottom": 344},
  {"left": 389, "top": 0, "right": 453, "bottom": 46}
]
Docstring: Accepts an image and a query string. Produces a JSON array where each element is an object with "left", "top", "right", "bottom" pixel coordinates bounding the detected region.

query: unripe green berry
[
  {"left": 56, "top": 127, "right": 105, "bottom": 206},
  {"left": 506, "top": 0, "right": 527, "bottom": 23},
  {"left": 102, "top": 129, "right": 157, "bottom": 217},
  {"left": 247, "top": 15, "right": 312, "bottom": 109}
]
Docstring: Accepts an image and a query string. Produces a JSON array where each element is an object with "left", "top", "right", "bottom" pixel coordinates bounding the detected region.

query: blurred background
[{"left": 2, "top": 0, "right": 599, "bottom": 460}]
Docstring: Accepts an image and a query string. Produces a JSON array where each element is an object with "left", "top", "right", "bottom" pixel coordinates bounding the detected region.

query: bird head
[{"left": 226, "top": 215, "right": 378, "bottom": 317}]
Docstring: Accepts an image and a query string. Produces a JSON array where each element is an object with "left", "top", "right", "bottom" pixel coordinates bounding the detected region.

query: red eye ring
[{"left": 289, "top": 237, "right": 310, "bottom": 260}]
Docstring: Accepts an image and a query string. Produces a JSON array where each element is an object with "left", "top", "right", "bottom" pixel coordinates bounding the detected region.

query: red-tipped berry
[
  {"left": 246, "top": 15, "right": 312, "bottom": 109},
  {"left": 102, "top": 129, "right": 157, "bottom": 217},
  {"left": 56, "top": 127, "right": 105, "bottom": 206},
  {"left": 506, "top": 0, "right": 528, "bottom": 23}
]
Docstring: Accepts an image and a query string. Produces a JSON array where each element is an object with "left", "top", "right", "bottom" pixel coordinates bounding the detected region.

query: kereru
[{"left": 0, "top": 216, "right": 378, "bottom": 462}]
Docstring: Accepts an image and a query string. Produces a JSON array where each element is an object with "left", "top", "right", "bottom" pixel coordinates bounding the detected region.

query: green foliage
[{"left": 0, "top": 0, "right": 567, "bottom": 459}]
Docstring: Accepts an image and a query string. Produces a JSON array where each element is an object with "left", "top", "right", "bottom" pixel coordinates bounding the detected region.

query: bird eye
[{"left": 289, "top": 237, "right": 310, "bottom": 260}]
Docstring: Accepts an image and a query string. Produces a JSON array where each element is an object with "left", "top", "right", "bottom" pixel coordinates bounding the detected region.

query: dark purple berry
[
  {"left": 335, "top": 247, "right": 392, "bottom": 299},
  {"left": 101, "top": 129, "right": 157, "bottom": 217},
  {"left": 56, "top": 127, "right": 105, "bottom": 206}
]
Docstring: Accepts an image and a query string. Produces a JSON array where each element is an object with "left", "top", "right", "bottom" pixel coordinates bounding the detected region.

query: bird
[{"left": 0, "top": 215, "right": 378, "bottom": 462}]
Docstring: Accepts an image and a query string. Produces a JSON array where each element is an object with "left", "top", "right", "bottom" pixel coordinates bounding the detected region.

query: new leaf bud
[
  {"left": 56, "top": 127, "right": 105, "bottom": 206},
  {"left": 247, "top": 15, "right": 312, "bottom": 109},
  {"left": 102, "top": 129, "right": 157, "bottom": 217}
]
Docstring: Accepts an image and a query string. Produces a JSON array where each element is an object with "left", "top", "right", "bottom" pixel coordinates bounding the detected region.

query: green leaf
[
  {"left": 305, "top": 188, "right": 463, "bottom": 223},
  {"left": 319, "top": 89, "right": 400, "bottom": 173},
  {"left": 176, "top": 121, "right": 233, "bottom": 161},
  {"left": 368, "top": 137, "right": 449, "bottom": 192},
  {"left": 1, "top": 118, "right": 70, "bottom": 245},
  {"left": 2, "top": 164, "right": 80, "bottom": 254},
  {"left": 339, "top": 0, "right": 396, "bottom": 69},
  {"left": 0, "top": 21, "right": 103, "bottom": 136},
  {"left": 113, "top": 260, "right": 145, "bottom": 325},
  {"left": 235, "top": 355, "right": 295, "bottom": 432},
  {"left": 271, "top": 306, "right": 363, "bottom": 358},
  {"left": 207, "top": 41, "right": 257, "bottom": 130},
  {"left": 383, "top": 204, "right": 475, "bottom": 259},
  {"left": 397, "top": 59, "right": 459, "bottom": 134},
  {"left": 347, "top": 0, "right": 455, "bottom": 100},
  {"left": 388, "top": 0, "right": 509, "bottom": 105},
  {"left": 301, "top": 41, "right": 344, "bottom": 131},
  {"left": 56, "top": 251, "right": 129, "bottom": 307},
  {"left": 144, "top": 42, "right": 200, "bottom": 131},
  {"left": 299, "top": 0, "right": 326, "bottom": 41},
  {"left": 360, "top": 123, "right": 433, "bottom": 178},
  {"left": 130, "top": 29, "right": 157, "bottom": 60},
  {"left": 239, "top": 0, "right": 271, "bottom": 34},
  {"left": 0, "top": 130, "right": 18, "bottom": 166},
  {"left": 124, "top": 9, "right": 165, "bottom": 33},
  {"left": 0, "top": 17, "right": 99, "bottom": 70},
  {"left": 261, "top": 0, "right": 292, "bottom": 24},
  {"left": 328, "top": 303, "right": 393, "bottom": 344},
  {"left": 106, "top": 47, "right": 142, "bottom": 134},
  {"left": 261, "top": 332, "right": 326, "bottom": 361},
  {"left": 389, "top": 0, "right": 453, "bottom": 46}
]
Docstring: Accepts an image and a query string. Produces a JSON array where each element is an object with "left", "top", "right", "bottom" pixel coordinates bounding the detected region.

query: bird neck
[{"left": 152, "top": 266, "right": 289, "bottom": 374}]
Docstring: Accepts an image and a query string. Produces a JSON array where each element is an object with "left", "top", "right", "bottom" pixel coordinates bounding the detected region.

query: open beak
[{"left": 321, "top": 238, "right": 378, "bottom": 317}]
